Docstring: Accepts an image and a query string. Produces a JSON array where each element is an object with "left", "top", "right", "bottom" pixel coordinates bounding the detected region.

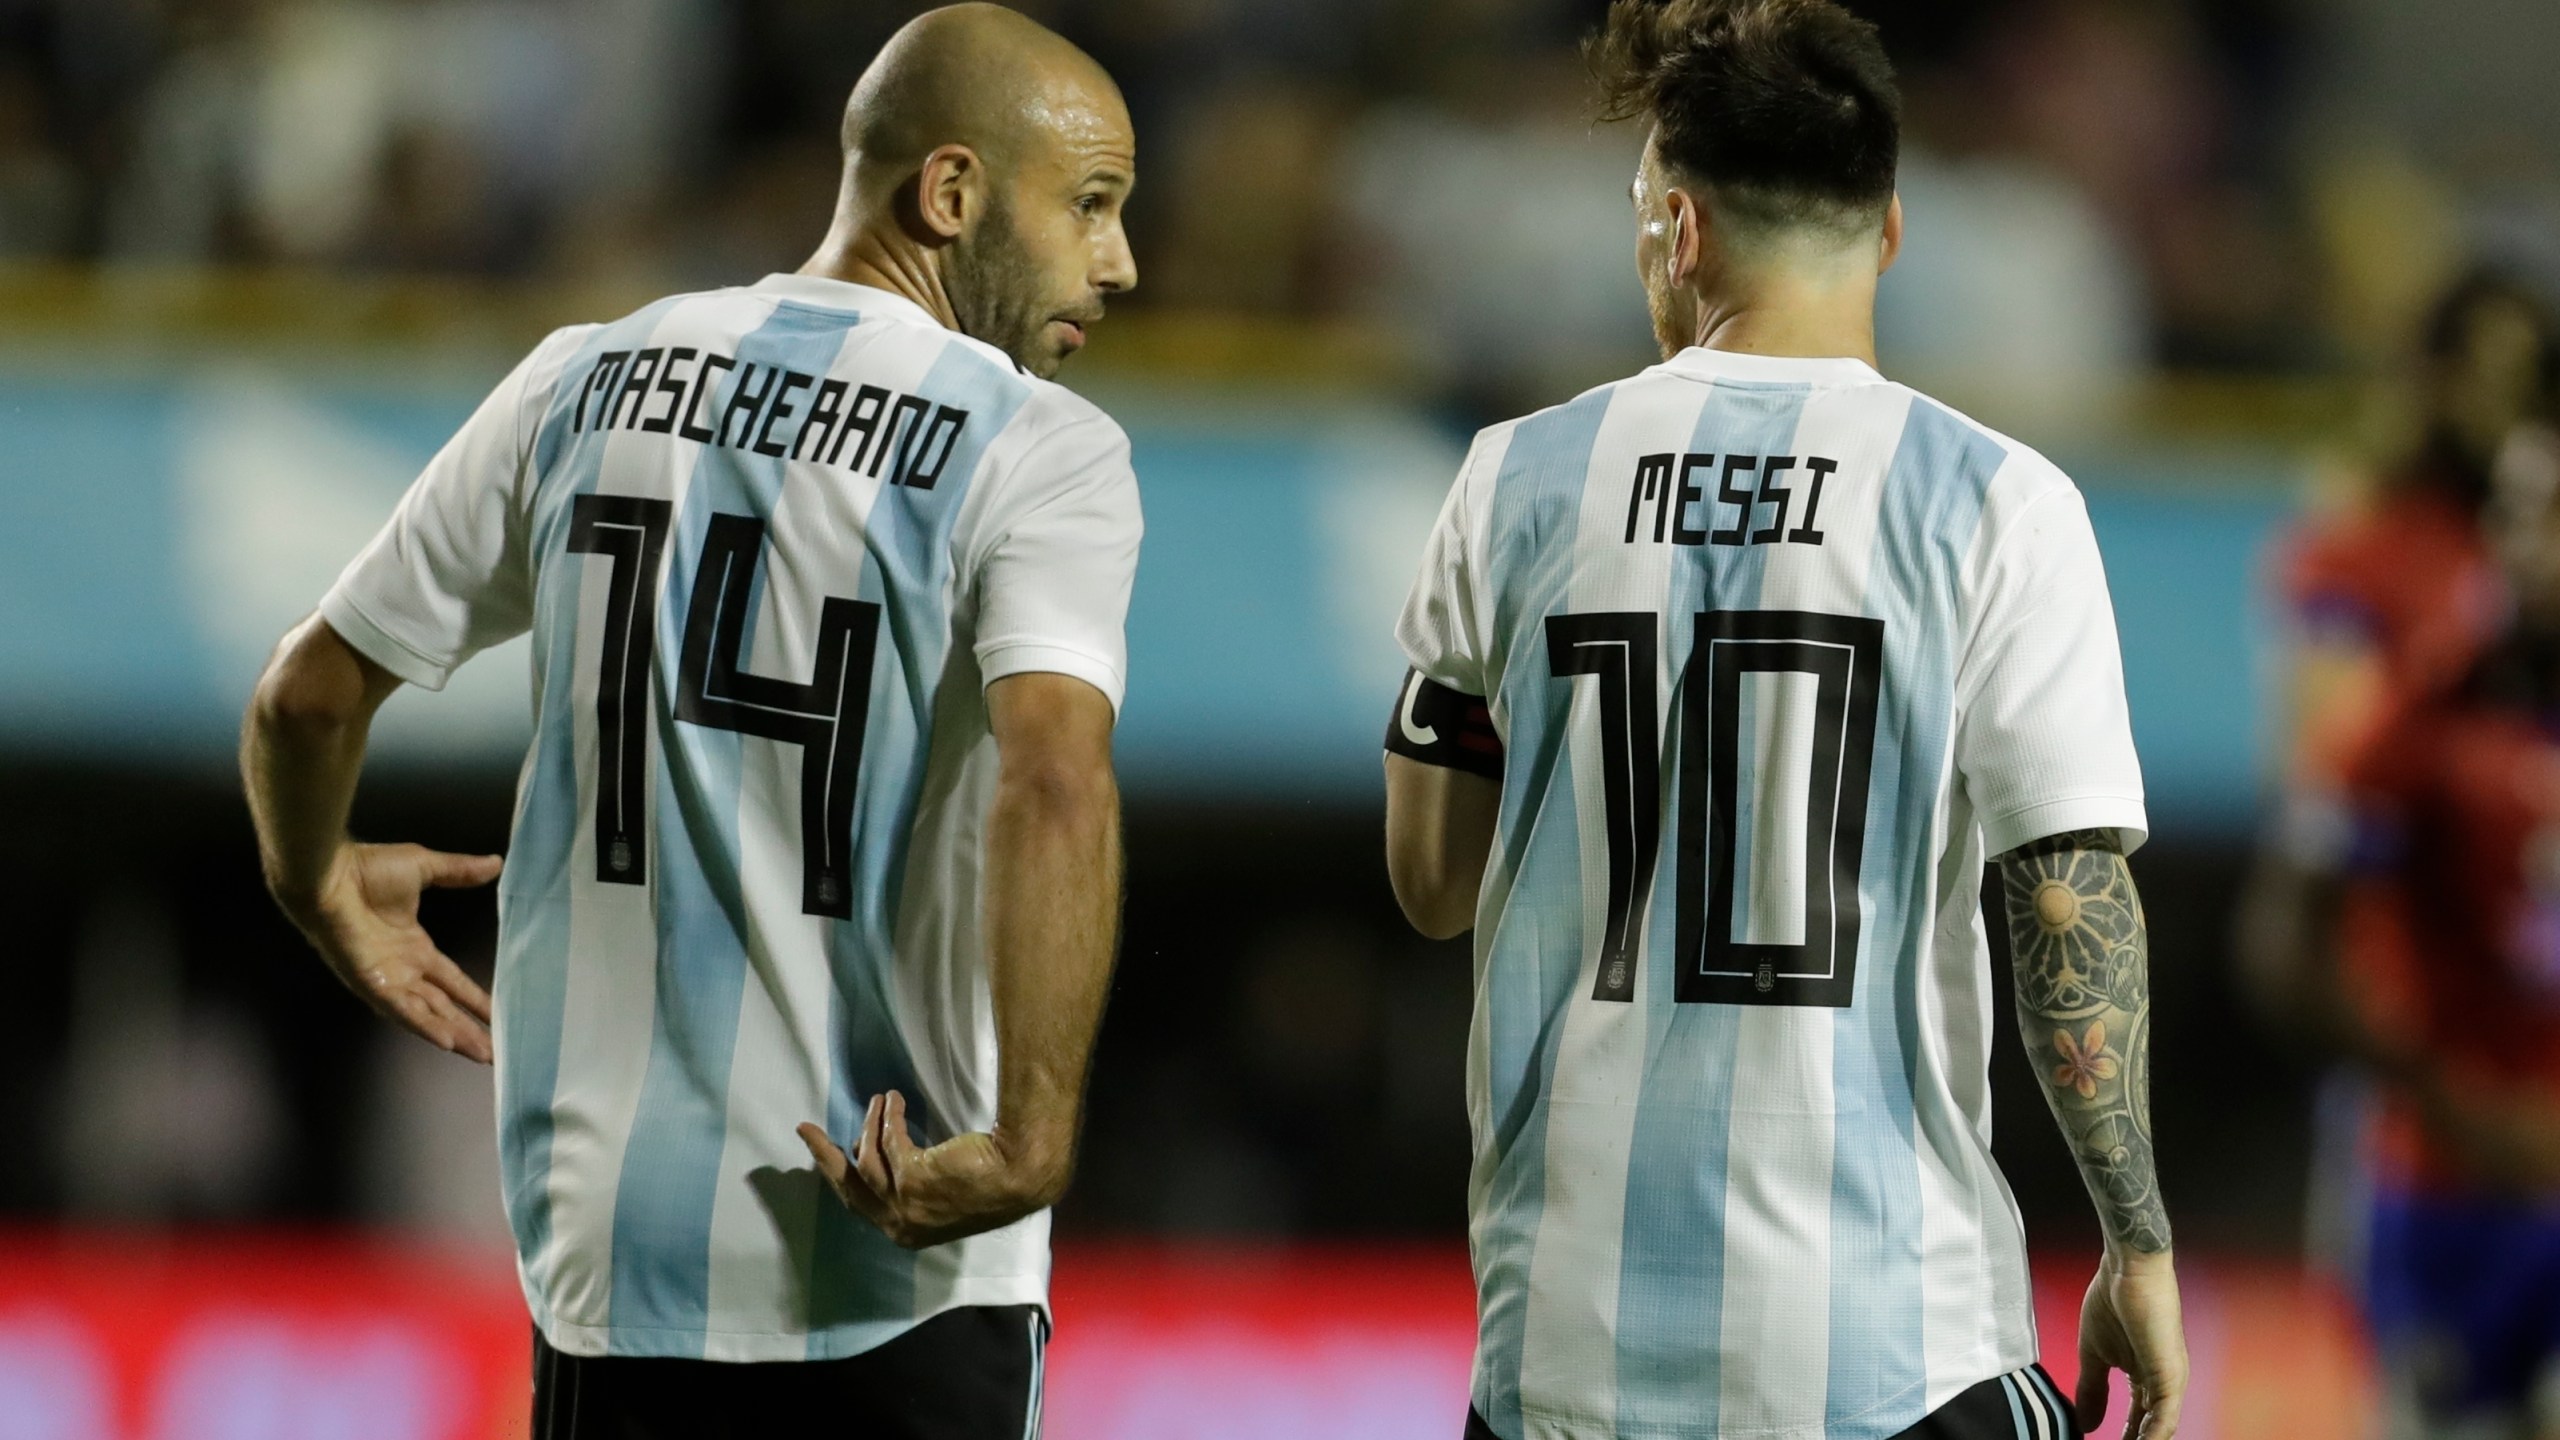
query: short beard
[
  {"left": 945, "top": 199, "right": 1054, "bottom": 377},
  {"left": 1645, "top": 272, "right": 1691, "bottom": 360}
]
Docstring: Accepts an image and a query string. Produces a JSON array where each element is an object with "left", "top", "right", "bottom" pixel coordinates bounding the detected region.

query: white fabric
[
  {"left": 1395, "top": 345, "right": 2145, "bottom": 1439},
  {"left": 318, "top": 274, "right": 1140, "bottom": 1361}
]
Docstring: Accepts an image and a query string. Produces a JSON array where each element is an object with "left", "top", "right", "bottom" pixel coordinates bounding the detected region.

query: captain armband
[{"left": 1384, "top": 669, "right": 1504, "bottom": 779}]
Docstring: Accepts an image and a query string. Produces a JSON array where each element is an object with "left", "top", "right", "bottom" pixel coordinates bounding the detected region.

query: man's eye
[{"left": 1077, "top": 194, "right": 1104, "bottom": 216}]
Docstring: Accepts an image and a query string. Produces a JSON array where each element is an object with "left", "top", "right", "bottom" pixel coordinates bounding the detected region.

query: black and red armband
[{"left": 1384, "top": 670, "right": 1504, "bottom": 779}]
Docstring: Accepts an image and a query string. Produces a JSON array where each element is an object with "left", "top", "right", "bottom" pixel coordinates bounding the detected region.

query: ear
[
  {"left": 911, "top": 143, "right": 984, "bottom": 244},
  {"left": 1665, "top": 186, "right": 1706, "bottom": 289},
  {"left": 1878, "top": 193, "right": 1904, "bottom": 277}
]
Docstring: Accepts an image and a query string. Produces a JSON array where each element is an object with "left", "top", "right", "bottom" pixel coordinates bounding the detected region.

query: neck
[
  {"left": 1686, "top": 260, "right": 1879, "bottom": 366},
  {"left": 800, "top": 210, "right": 962, "bottom": 331}
]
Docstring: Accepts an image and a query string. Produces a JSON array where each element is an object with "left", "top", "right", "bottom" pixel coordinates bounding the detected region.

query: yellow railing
[{"left": 0, "top": 261, "right": 2369, "bottom": 444}]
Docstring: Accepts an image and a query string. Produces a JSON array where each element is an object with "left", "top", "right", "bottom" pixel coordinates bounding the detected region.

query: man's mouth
[{"left": 1053, "top": 314, "right": 1101, "bottom": 349}]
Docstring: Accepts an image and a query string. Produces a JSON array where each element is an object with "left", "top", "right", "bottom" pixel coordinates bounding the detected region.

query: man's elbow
[
  {"left": 1387, "top": 849, "right": 1475, "bottom": 940},
  {"left": 997, "top": 753, "right": 1118, "bottom": 821},
  {"left": 248, "top": 651, "right": 362, "bottom": 740}
]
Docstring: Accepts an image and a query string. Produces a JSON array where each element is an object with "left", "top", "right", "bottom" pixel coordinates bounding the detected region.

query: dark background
[{"left": 0, "top": 760, "right": 2302, "bottom": 1259}]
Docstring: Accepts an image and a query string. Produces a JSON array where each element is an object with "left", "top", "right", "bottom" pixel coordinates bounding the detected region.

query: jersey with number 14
[
  {"left": 1396, "top": 349, "right": 2146, "bottom": 1440},
  {"left": 318, "top": 274, "right": 1141, "bottom": 1363}
]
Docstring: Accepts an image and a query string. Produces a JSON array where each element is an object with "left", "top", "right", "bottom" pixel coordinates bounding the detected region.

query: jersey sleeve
[
  {"left": 1394, "top": 432, "right": 1495, "bottom": 697},
  {"left": 971, "top": 413, "right": 1143, "bottom": 713},
  {"left": 317, "top": 334, "right": 571, "bottom": 690},
  {"left": 1955, "top": 483, "right": 2150, "bottom": 856}
]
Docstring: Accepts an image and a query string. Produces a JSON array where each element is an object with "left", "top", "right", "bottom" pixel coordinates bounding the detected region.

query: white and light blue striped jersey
[
  {"left": 319, "top": 273, "right": 1141, "bottom": 1362},
  {"left": 1396, "top": 347, "right": 2145, "bottom": 1440}
]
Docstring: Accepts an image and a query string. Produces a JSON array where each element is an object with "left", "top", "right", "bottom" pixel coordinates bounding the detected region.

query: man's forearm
[
  {"left": 1999, "top": 829, "right": 2172, "bottom": 1256},
  {"left": 981, "top": 761, "right": 1122, "bottom": 1204},
  {"left": 242, "top": 619, "right": 387, "bottom": 916},
  {"left": 1384, "top": 755, "right": 1500, "bottom": 939}
]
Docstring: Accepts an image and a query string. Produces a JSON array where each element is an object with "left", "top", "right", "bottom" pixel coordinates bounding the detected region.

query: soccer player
[
  {"left": 1380, "top": 3, "right": 2185, "bottom": 1437},
  {"left": 2259, "top": 273, "right": 2555, "bottom": 846},
  {"left": 238, "top": 8, "right": 1138, "bottom": 1436},
  {"left": 2242, "top": 282, "right": 2560, "bottom": 1439},
  {"left": 2313, "top": 460, "right": 2560, "bottom": 1440}
]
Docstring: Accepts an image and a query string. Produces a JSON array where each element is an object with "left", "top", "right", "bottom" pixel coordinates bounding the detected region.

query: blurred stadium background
[{"left": 1, "top": 0, "right": 2554, "bottom": 1435}]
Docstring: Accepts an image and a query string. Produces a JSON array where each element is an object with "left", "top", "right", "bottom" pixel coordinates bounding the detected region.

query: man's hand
[
  {"left": 794, "top": 672, "right": 1120, "bottom": 1251},
  {"left": 2075, "top": 1250, "right": 2188, "bottom": 1439},
  {"left": 287, "top": 841, "right": 500, "bottom": 1064},
  {"left": 796, "top": 1091, "right": 1057, "bottom": 1250},
  {"left": 245, "top": 616, "right": 500, "bottom": 1061}
]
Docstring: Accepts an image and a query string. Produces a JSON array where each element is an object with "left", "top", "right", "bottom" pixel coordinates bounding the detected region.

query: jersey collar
[
  {"left": 1657, "top": 347, "right": 1884, "bottom": 388},
  {"left": 750, "top": 272, "right": 944, "bottom": 329}
]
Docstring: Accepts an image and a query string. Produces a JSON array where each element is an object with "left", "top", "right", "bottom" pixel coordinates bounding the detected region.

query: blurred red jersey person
[
  {"left": 2246, "top": 270, "right": 2560, "bottom": 1438},
  {"left": 2332, "top": 470, "right": 2560, "bottom": 1437},
  {"left": 2346, "top": 636, "right": 2560, "bottom": 1195},
  {"left": 2274, "top": 273, "right": 2548, "bottom": 801},
  {"left": 2251, "top": 273, "right": 2554, "bottom": 1027}
]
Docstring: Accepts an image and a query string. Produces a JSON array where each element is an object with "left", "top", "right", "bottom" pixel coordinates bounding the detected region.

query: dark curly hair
[{"left": 1586, "top": 0, "right": 1901, "bottom": 236}]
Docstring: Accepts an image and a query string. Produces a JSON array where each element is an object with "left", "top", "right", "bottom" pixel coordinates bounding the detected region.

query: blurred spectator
[
  {"left": 1339, "top": 46, "right": 1653, "bottom": 419},
  {"left": 0, "top": 56, "right": 77, "bottom": 253},
  {"left": 2242, "top": 273, "right": 2560, "bottom": 1439},
  {"left": 651, "top": 132, "right": 838, "bottom": 290},
  {"left": 0, "top": 0, "right": 2536, "bottom": 402},
  {"left": 1878, "top": 145, "right": 2147, "bottom": 440},
  {"left": 1145, "top": 77, "right": 1349, "bottom": 313},
  {"left": 99, "top": 0, "right": 261, "bottom": 260},
  {"left": 1983, "top": 0, "right": 2307, "bottom": 369},
  {"left": 97, "top": 0, "right": 697, "bottom": 271}
]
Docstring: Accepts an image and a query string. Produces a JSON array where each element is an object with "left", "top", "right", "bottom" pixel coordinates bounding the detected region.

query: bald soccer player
[{"left": 240, "top": 8, "right": 1138, "bottom": 1436}]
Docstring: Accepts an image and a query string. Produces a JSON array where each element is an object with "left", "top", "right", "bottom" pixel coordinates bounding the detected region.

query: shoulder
[
  {"left": 1870, "top": 391, "right": 2095, "bottom": 573},
  {"left": 956, "top": 374, "right": 1132, "bottom": 531},
  {"left": 1013, "top": 373, "right": 1124, "bottom": 446},
  {"left": 531, "top": 320, "right": 610, "bottom": 359},
  {"left": 910, "top": 329, "right": 1119, "bottom": 448},
  {"left": 999, "top": 378, "right": 1129, "bottom": 479},
  {"left": 598, "top": 285, "right": 763, "bottom": 340},
  {"left": 1905, "top": 390, "right": 2083, "bottom": 509},
  {"left": 1462, "top": 373, "right": 1643, "bottom": 485},
  {"left": 517, "top": 321, "right": 615, "bottom": 389}
]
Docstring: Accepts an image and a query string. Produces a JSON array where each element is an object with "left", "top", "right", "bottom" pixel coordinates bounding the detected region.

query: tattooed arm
[
  {"left": 1999, "top": 828, "right": 2187, "bottom": 1437},
  {"left": 2001, "top": 828, "right": 2170, "bottom": 1252}
]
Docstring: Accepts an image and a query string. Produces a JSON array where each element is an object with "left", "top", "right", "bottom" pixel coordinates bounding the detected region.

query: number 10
[{"left": 1547, "top": 609, "right": 1884, "bottom": 1008}]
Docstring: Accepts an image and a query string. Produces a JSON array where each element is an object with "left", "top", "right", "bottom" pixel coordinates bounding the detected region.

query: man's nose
[{"left": 1095, "top": 224, "right": 1137, "bottom": 295}]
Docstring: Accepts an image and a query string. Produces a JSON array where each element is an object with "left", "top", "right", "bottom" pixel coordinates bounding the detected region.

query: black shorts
[
  {"left": 1463, "top": 1364, "right": 2080, "bottom": 1440},
  {"left": 532, "top": 1304, "right": 1047, "bottom": 1440}
]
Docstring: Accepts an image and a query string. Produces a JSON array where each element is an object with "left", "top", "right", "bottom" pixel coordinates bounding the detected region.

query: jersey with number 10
[
  {"left": 318, "top": 274, "right": 1141, "bottom": 1363},
  {"left": 1396, "top": 348, "right": 2146, "bottom": 1440}
]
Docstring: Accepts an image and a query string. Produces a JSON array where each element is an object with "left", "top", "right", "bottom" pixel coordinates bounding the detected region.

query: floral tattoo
[{"left": 1999, "top": 829, "right": 2171, "bottom": 1254}]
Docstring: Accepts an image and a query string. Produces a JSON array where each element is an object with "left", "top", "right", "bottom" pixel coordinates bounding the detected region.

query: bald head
[
  {"left": 845, "top": 4, "right": 1123, "bottom": 182},
  {"left": 813, "top": 4, "right": 1136, "bottom": 378}
]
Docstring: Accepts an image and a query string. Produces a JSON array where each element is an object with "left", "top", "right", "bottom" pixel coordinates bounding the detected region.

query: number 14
[{"left": 563, "top": 493, "right": 884, "bottom": 919}]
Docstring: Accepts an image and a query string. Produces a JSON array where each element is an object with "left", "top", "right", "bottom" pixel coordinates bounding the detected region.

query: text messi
[{"left": 1623, "top": 452, "right": 1837, "bottom": 548}]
